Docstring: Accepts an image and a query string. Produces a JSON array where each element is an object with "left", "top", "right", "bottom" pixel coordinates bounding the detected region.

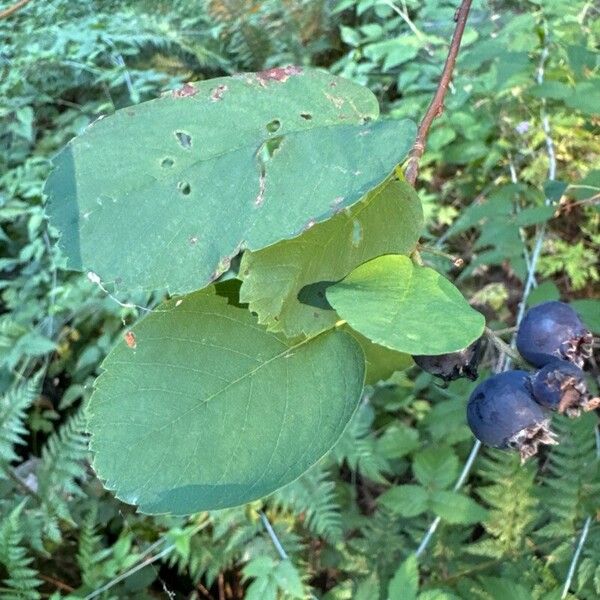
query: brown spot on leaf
[
  {"left": 256, "top": 65, "right": 303, "bottom": 86},
  {"left": 172, "top": 83, "right": 198, "bottom": 98},
  {"left": 211, "top": 84, "right": 228, "bottom": 102},
  {"left": 124, "top": 331, "right": 137, "bottom": 349}
]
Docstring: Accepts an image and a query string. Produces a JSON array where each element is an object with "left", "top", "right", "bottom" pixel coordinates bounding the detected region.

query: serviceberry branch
[
  {"left": 415, "top": 28, "right": 561, "bottom": 558},
  {"left": 404, "top": 0, "right": 473, "bottom": 186},
  {"left": 0, "top": 0, "right": 32, "bottom": 20}
]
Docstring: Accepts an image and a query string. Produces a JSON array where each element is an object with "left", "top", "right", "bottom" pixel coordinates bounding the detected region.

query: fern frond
[
  {"left": 0, "top": 502, "right": 42, "bottom": 600},
  {"left": 37, "top": 409, "right": 89, "bottom": 522},
  {"left": 469, "top": 448, "right": 538, "bottom": 558},
  {"left": 331, "top": 402, "right": 390, "bottom": 483},
  {"left": 0, "top": 379, "right": 38, "bottom": 477},
  {"left": 77, "top": 506, "right": 102, "bottom": 589},
  {"left": 206, "top": 0, "right": 261, "bottom": 25},
  {"left": 167, "top": 508, "right": 261, "bottom": 587},
  {"left": 537, "top": 414, "right": 599, "bottom": 537},
  {"left": 269, "top": 463, "right": 342, "bottom": 543}
]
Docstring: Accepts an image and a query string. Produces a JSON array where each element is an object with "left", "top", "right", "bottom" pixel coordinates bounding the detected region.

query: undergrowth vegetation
[{"left": 0, "top": 0, "right": 598, "bottom": 598}]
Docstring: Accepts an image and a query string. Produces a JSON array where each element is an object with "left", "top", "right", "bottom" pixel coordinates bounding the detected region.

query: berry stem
[{"left": 484, "top": 327, "right": 528, "bottom": 368}]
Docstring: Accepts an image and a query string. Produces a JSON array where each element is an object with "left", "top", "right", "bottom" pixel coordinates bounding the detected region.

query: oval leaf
[
  {"left": 326, "top": 255, "right": 485, "bottom": 354},
  {"left": 45, "top": 67, "right": 416, "bottom": 295},
  {"left": 88, "top": 287, "right": 365, "bottom": 514},
  {"left": 239, "top": 178, "right": 423, "bottom": 337}
]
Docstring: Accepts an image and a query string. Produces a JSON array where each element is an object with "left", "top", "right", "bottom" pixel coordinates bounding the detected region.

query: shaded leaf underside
[{"left": 239, "top": 178, "right": 424, "bottom": 337}]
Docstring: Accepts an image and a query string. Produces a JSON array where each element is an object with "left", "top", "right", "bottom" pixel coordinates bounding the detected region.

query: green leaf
[
  {"left": 273, "top": 561, "right": 304, "bottom": 599},
  {"left": 377, "top": 424, "right": 420, "bottom": 460},
  {"left": 444, "top": 184, "right": 526, "bottom": 237},
  {"left": 239, "top": 177, "right": 423, "bottom": 337},
  {"left": 246, "top": 577, "right": 278, "bottom": 600},
  {"left": 88, "top": 286, "right": 365, "bottom": 514},
  {"left": 379, "top": 485, "right": 428, "bottom": 517},
  {"left": 243, "top": 556, "right": 276, "bottom": 578},
  {"left": 477, "top": 577, "right": 531, "bottom": 600},
  {"left": 16, "top": 331, "right": 57, "bottom": 357},
  {"left": 326, "top": 255, "right": 485, "bottom": 354},
  {"left": 388, "top": 555, "right": 419, "bottom": 600},
  {"left": 529, "top": 81, "right": 572, "bottom": 100},
  {"left": 413, "top": 447, "right": 458, "bottom": 490},
  {"left": 512, "top": 205, "right": 554, "bottom": 227},
  {"left": 356, "top": 574, "right": 380, "bottom": 600},
  {"left": 570, "top": 170, "right": 600, "bottom": 201},
  {"left": 351, "top": 329, "right": 413, "bottom": 385},
  {"left": 430, "top": 490, "right": 488, "bottom": 524},
  {"left": 571, "top": 299, "right": 600, "bottom": 333},
  {"left": 418, "top": 592, "right": 461, "bottom": 600},
  {"left": 544, "top": 180, "right": 567, "bottom": 202},
  {"left": 565, "top": 81, "right": 600, "bottom": 115},
  {"left": 527, "top": 281, "right": 560, "bottom": 307},
  {"left": 45, "top": 68, "right": 416, "bottom": 295}
]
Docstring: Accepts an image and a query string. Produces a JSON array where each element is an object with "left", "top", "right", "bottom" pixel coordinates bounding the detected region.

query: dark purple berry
[
  {"left": 413, "top": 338, "right": 482, "bottom": 382},
  {"left": 516, "top": 301, "right": 593, "bottom": 368},
  {"left": 467, "top": 370, "right": 557, "bottom": 461},
  {"left": 531, "top": 359, "right": 600, "bottom": 416}
]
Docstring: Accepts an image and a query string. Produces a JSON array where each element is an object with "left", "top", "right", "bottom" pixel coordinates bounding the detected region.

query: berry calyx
[
  {"left": 531, "top": 359, "right": 600, "bottom": 417},
  {"left": 467, "top": 370, "right": 558, "bottom": 461},
  {"left": 413, "top": 338, "right": 482, "bottom": 382},
  {"left": 516, "top": 301, "right": 593, "bottom": 368}
]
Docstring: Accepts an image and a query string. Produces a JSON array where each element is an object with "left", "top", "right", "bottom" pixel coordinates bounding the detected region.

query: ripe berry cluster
[{"left": 414, "top": 301, "right": 597, "bottom": 461}]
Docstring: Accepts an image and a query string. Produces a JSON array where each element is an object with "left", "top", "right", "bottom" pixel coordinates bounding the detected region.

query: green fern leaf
[
  {"left": 0, "top": 379, "right": 38, "bottom": 476},
  {"left": 0, "top": 502, "right": 42, "bottom": 600},
  {"left": 269, "top": 463, "right": 343, "bottom": 543}
]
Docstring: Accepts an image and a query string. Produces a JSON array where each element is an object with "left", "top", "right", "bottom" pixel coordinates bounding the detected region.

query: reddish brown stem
[
  {"left": 404, "top": 0, "right": 473, "bottom": 186},
  {"left": 39, "top": 574, "right": 75, "bottom": 593},
  {"left": 0, "top": 0, "right": 32, "bottom": 20}
]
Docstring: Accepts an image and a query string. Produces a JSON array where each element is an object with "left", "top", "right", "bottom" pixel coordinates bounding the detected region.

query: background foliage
[{"left": 0, "top": 0, "right": 598, "bottom": 598}]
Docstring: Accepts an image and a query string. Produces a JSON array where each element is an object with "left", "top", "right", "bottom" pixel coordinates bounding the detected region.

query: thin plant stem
[
  {"left": 260, "top": 510, "right": 289, "bottom": 561},
  {"left": 85, "top": 544, "right": 174, "bottom": 600},
  {"left": 561, "top": 426, "right": 600, "bottom": 598},
  {"left": 415, "top": 439, "right": 482, "bottom": 557},
  {"left": 85, "top": 520, "right": 210, "bottom": 599},
  {"left": 404, "top": 0, "right": 473, "bottom": 185},
  {"left": 0, "top": 0, "right": 32, "bottom": 20}
]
